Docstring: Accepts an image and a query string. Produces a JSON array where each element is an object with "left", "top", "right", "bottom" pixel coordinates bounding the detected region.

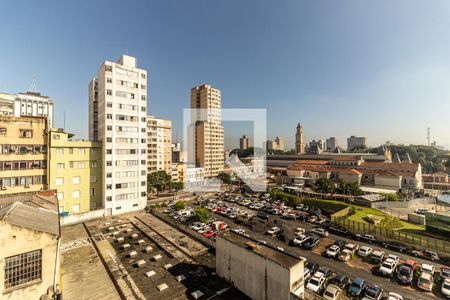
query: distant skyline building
[
  {"left": 295, "top": 123, "right": 305, "bottom": 154},
  {"left": 88, "top": 54, "right": 148, "bottom": 216},
  {"left": 267, "top": 136, "right": 285, "bottom": 151},
  {"left": 326, "top": 137, "right": 338, "bottom": 152},
  {"left": 147, "top": 116, "right": 172, "bottom": 175},
  {"left": 309, "top": 139, "right": 325, "bottom": 152},
  {"left": 190, "top": 83, "right": 224, "bottom": 177},
  {"left": 347, "top": 135, "right": 367, "bottom": 150},
  {"left": 171, "top": 142, "right": 184, "bottom": 163},
  {"left": 239, "top": 135, "right": 250, "bottom": 150}
]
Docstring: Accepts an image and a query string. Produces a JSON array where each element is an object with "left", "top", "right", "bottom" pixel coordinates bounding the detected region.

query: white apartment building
[
  {"left": 88, "top": 55, "right": 148, "bottom": 215},
  {"left": 190, "top": 84, "right": 224, "bottom": 177},
  {"left": 347, "top": 135, "right": 367, "bottom": 150},
  {"left": 146, "top": 116, "right": 172, "bottom": 175},
  {"left": 0, "top": 91, "right": 54, "bottom": 127}
]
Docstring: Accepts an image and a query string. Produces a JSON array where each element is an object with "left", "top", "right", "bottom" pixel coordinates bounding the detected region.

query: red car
[{"left": 202, "top": 230, "right": 217, "bottom": 238}]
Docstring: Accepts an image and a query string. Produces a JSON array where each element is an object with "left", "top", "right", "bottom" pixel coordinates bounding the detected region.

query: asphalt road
[{"left": 207, "top": 207, "right": 443, "bottom": 300}]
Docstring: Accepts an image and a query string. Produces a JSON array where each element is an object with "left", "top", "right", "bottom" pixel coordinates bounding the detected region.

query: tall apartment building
[
  {"left": 326, "top": 137, "right": 338, "bottom": 152},
  {"left": 190, "top": 84, "right": 224, "bottom": 177},
  {"left": 267, "top": 136, "right": 285, "bottom": 151},
  {"left": 88, "top": 55, "right": 148, "bottom": 215},
  {"left": 0, "top": 91, "right": 54, "bottom": 127},
  {"left": 171, "top": 142, "right": 184, "bottom": 163},
  {"left": 239, "top": 135, "right": 250, "bottom": 150},
  {"left": 48, "top": 128, "right": 102, "bottom": 215},
  {"left": 147, "top": 116, "right": 172, "bottom": 175},
  {"left": 295, "top": 123, "right": 305, "bottom": 154},
  {"left": 347, "top": 135, "right": 367, "bottom": 150},
  {"left": 0, "top": 116, "right": 48, "bottom": 195}
]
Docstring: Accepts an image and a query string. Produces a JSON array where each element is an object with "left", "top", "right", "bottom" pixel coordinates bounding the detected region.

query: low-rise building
[
  {"left": 0, "top": 190, "right": 60, "bottom": 300},
  {"left": 47, "top": 129, "right": 102, "bottom": 215},
  {"left": 0, "top": 116, "right": 49, "bottom": 195},
  {"left": 216, "top": 231, "right": 305, "bottom": 300}
]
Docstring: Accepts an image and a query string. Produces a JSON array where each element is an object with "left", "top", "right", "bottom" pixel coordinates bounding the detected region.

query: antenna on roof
[
  {"left": 63, "top": 112, "right": 66, "bottom": 130},
  {"left": 427, "top": 127, "right": 431, "bottom": 146},
  {"left": 125, "top": 42, "right": 129, "bottom": 55},
  {"left": 29, "top": 77, "right": 38, "bottom": 92}
]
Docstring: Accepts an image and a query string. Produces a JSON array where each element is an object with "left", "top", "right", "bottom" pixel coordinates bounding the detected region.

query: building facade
[
  {"left": 190, "top": 84, "right": 224, "bottom": 177},
  {"left": 325, "top": 137, "right": 338, "bottom": 152},
  {"left": 0, "top": 92, "right": 54, "bottom": 128},
  {"left": 295, "top": 123, "right": 305, "bottom": 154},
  {"left": 239, "top": 135, "right": 250, "bottom": 150},
  {"left": 0, "top": 116, "right": 48, "bottom": 195},
  {"left": 48, "top": 128, "right": 102, "bottom": 215},
  {"left": 267, "top": 137, "right": 285, "bottom": 152},
  {"left": 347, "top": 135, "right": 367, "bottom": 150},
  {"left": 147, "top": 116, "right": 172, "bottom": 175},
  {"left": 171, "top": 142, "right": 184, "bottom": 164},
  {"left": 88, "top": 55, "right": 148, "bottom": 215}
]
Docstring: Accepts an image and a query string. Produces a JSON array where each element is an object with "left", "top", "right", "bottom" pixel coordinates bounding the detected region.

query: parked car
[
  {"left": 323, "top": 284, "right": 341, "bottom": 300},
  {"left": 257, "top": 211, "right": 269, "bottom": 220},
  {"left": 318, "top": 266, "right": 335, "bottom": 279},
  {"left": 202, "top": 230, "right": 217, "bottom": 238},
  {"left": 357, "top": 246, "right": 374, "bottom": 257},
  {"left": 291, "top": 234, "right": 309, "bottom": 247},
  {"left": 347, "top": 277, "right": 366, "bottom": 297},
  {"left": 304, "top": 268, "right": 311, "bottom": 283},
  {"left": 338, "top": 249, "right": 353, "bottom": 262},
  {"left": 414, "top": 207, "right": 435, "bottom": 214},
  {"left": 396, "top": 260, "right": 417, "bottom": 285},
  {"left": 442, "top": 278, "right": 450, "bottom": 298},
  {"left": 333, "top": 239, "right": 346, "bottom": 248},
  {"left": 333, "top": 274, "right": 350, "bottom": 288},
  {"left": 310, "top": 227, "right": 329, "bottom": 237},
  {"left": 344, "top": 243, "right": 359, "bottom": 254},
  {"left": 362, "top": 284, "right": 383, "bottom": 300},
  {"left": 441, "top": 266, "right": 450, "bottom": 279},
  {"left": 355, "top": 233, "right": 377, "bottom": 243},
  {"left": 306, "top": 272, "right": 326, "bottom": 293},
  {"left": 417, "top": 272, "right": 434, "bottom": 292},
  {"left": 305, "top": 261, "right": 319, "bottom": 274},
  {"left": 296, "top": 204, "right": 304, "bottom": 210},
  {"left": 379, "top": 255, "right": 399, "bottom": 277},
  {"left": 421, "top": 263, "right": 435, "bottom": 275},
  {"left": 387, "top": 292, "right": 404, "bottom": 300},
  {"left": 326, "top": 245, "right": 341, "bottom": 258},
  {"left": 294, "top": 227, "right": 306, "bottom": 236},
  {"left": 370, "top": 250, "right": 385, "bottom": 264},
  {"left": 328, "top": 225, "right": 350, "bottom": 236},
  {"left": 383, "top": 241, "right": 408, "bottom": 253},
  {"left": 412, "top": 249, "right": 440, "bottom": 261},
  {"left": 265, "top": 226, "right": 280, "bottom": 235},
  {"left": 303, "top": 235, "right": 321, "bottom": 249}
]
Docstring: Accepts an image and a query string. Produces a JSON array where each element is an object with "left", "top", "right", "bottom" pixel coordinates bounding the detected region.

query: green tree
[
  {"left": 147, "top": 170, "right": 171, "bottom": 194},
  {"left": 445, "top": 160, "right": 450, "bottom": 170},
  {"left": 314, "top": 178, "right": 336, "bottom": 194},
  {"left": 174, "top": 201, "right": 185, "bottom": 211},
  {"left": 218, "top": 172, "right": 231, "bottom": 184},
  {"left": 380, "top": 192, "right": 401, "bottom": 202},
  {"left": 170, "top": 181, "right": 184, "bottom": 192},
  {"left": 195, "top": 206, "right": 209, "bottom": 223}
]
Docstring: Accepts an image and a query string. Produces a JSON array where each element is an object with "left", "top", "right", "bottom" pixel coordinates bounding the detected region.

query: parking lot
[{"left": 161, "top": 192, "right": 449, "bottom": 300}]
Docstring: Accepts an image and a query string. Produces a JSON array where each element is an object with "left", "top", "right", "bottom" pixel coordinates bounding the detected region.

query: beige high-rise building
[
  {"left": 147, "top": 116, "right": 172, "bottom": 175},
  {"left": 88, "top": 55, "right": 148, "bottom": 216},
  {"left": 295, "top": 123, "right": 305, "bottom": 154},
  {"left": 190, "top": 84, "right": 224, "bottom": 177},
  {"left": 239, "top": 135, "right": 250, "bottom": 150}
]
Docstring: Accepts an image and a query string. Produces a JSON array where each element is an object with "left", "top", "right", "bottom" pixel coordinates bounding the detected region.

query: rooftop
[{"left": 218, "top": 231, "right": 302, "bottom": 269}]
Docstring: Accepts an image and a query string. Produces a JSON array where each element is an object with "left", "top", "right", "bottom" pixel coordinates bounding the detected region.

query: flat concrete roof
[{"left": 218, "top": 231, "right": 301, "bottom": 269}]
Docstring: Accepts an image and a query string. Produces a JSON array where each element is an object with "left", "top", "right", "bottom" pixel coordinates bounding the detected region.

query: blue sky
[{"left": 1, "top": 1, "right": 450, "bottom": 150}]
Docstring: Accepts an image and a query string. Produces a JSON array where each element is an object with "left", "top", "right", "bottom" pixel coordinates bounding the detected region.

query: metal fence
[{"left": 332, "top": 216, "right": 450, "bottom": 254}]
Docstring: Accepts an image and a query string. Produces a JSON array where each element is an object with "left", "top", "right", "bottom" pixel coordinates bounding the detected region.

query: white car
[
  {"left": 418, "top": 272, "right": 434, "bottom": 292},
  {"left": 357, "top": 246, "right": 373, "bottom": 257},
  {"left": 295, "top": 227, "right": 306, "bottom": 236},
  {"left": 292, "top": 234, "right": 309, "bottom": 246},
  {"left": 266, "top": 226, "right": 280, "bottom": 235},
  {"left": 326, "top": 245, "right": 341, "bottom": 258},
  {"left": 421, "top": 263, "right": 435, "bottom": 275},
  {"left": 310, "top": 227, "right": 329, "bottom": 237},
  {"left": 231, "top": 228, "right": 246, "bottom": 234},
  {"left": 442, "top": 278, "right": 450, "bottom": 298},
  {"left": 344, "top": 243, "right": 359, "bottom": 253},
  {"left": 387, "top": 292, "right": 403, "bottom": 300},
  {"left": 323, "top": 284, "right": 340, "bottom": 300},
  {"left": 379, "top": 257, "right": 399, "bottom": 277},
  {"left": 306, "top": 272, "right": 326, "bottom": 293}
]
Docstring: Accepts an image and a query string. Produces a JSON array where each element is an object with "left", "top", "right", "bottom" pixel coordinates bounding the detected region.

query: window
[
  {"left": 106, "top": 137, "right": 112, "bottom": 143},
  {"left": 106, "top": 78, "right": 112, "bottom": 83},
  {"left": 90, "top": 188, "right": 96, "bottom": 196},
  {"left": 72, "top": 204, "right": 80, "bottom": 212},
  {"left": 91, "top": 161, "right": 97, "bottom": 168},
  {"left": 90, "top": 176, "right": 97, "bottom": 183},
  {"left": 72, "top": 176, "right": 80, "bottom": 184},
  {"left": 57, "top": 163, "right": 65, "bottom": 170},
  {"left": 69, "top": 161, "right": 74, "bottom": 168},
  {"left": 53, "top": 134, "right": 60, "bottom": 140},
  {"left": 69, "top": 148, "right": 73, "bottom": 154},
  {"left": 106, "top": 102, "right": 113, "bottom": 108},
  {"left": 57, "top": 192, "right": 64, "bottom": 200},
  {"left": 78, "top": 148, "right": 85, "bottom": 155},
  {"left": 4, "top": 250, "right": 42, "bottom": 290},
  {"left": 19, "top": 129, "right": 33, "bottom": 138},
  {"left": 56, "top": 148, "right": 64, "bottom": 155},
  {"left": 141, "top": 95, "right": 146, "bottom": 100},
  {"left": 55, "top": 178, "right": 64, "bottom": 186},
  {"left": 106, "top": 89, "right": 112, "bottom": 95},
  {"left": 0, "top": 127, "right": 6, "bottom": 135},
  {"left": 78, "top": 162, "right": 84, "bottom": 169},
  {"left": 72, "top": 190, "right": 80, "bottom": 199}
]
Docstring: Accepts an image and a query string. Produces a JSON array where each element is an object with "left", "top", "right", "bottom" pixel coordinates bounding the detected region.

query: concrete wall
[
  {"left": 374, "top": 175, "right": 401, "bottom": 190},
  {"left": 216, "top": 236, "right": 303, "bottom": 300},
  {"left": 371, "top": 197, "right": 436, "bottom": 209},
  {"left": 408, "top": 213, "right": 426, "bottom": 225},
  {"left": 60, "top": 209, "right": 105, "bottom": 226},
  {"left": 0, "top": 222, "right": 57, "bottom": 299}
]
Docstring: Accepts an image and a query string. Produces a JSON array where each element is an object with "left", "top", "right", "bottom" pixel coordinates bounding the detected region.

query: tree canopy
[{"left": 314, "top": 178, "right": 336, "bottom": 194}]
